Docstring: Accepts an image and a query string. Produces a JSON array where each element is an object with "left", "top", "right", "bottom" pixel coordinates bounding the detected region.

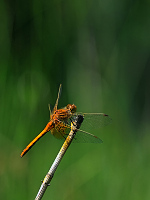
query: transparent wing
[
  {"left": 73, "top": 129, "right": 103, "bottom": 143},
  {"left": 51, "top": 115, "right": 105, "bottom": 143},
  {"left": 72, "top": 113, "right": 112, "bottom": 132},
  {"left": 51, "top": 123, "right": 69, "bottom": 140},
  {"left": 52, "top": 84, "right": 62, "bottom": 113}
]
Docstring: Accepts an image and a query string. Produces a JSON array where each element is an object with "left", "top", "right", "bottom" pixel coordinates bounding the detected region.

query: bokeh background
[{"left": 1, "top": 0, "right": 150, "bottom": 199}]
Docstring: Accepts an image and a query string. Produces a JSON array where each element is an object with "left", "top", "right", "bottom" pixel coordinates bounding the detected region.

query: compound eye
[
  {"left": 66, "top": 104, "right": 72, "bottom": 110},
  {"left": 70, "top": 104, "right": 77, "bottom": 113},
  {"left": 66, "top": 104, "right": 77, "bottom": 113}
]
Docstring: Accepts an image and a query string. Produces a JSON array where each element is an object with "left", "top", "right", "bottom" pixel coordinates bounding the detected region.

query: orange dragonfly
[{"left": 20, "top": 84, "right": 111, "bottom": 157}]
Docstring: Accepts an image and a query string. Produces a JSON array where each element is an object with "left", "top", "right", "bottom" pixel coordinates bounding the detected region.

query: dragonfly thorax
[{"left": 66, "top": 104, "right": 77, "bottom": 113}]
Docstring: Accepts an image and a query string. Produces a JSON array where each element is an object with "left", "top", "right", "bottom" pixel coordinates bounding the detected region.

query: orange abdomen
[{"left": 20, "top": 121, "right": 54, "bottom": 157}]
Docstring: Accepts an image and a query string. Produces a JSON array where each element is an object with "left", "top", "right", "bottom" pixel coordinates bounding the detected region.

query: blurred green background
[{"left": 1, "top": 0, "right": 150, "bottom": 199}]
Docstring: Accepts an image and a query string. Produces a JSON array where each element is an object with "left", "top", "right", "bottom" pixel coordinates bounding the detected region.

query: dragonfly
[{"left": 20, "top": 84, "right": 111, "bottom": 157}]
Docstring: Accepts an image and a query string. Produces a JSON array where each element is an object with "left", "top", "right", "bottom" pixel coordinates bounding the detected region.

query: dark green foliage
[{"left": 1, "top": 0, "right": 150, "bottom": 199}]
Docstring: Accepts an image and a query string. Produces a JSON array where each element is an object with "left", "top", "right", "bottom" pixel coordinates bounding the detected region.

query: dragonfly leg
[{"left": 69, "top": 117, "right": 76, "bottom": 126}]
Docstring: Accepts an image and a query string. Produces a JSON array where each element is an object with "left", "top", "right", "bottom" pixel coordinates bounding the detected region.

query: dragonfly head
[{"left": 66, "top": 104, "right": 77, "bottom": 113}]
